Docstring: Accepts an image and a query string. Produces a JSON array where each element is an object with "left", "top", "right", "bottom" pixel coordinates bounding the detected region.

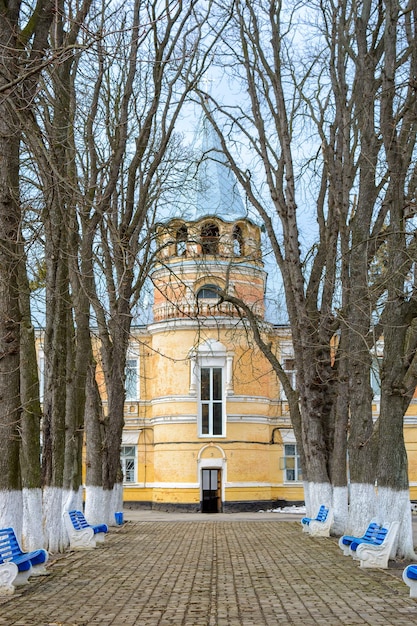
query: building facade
[
  {"left": 119, "top": 214, "right": 302, "bottom": 512},
  {"left": 37, "top": 110, "right": 417, "bottom": 511},
  {"left": 115, "top": 112, "right": 417, "bottom": 510},
  {"left": 118, "top": 110, "right": 304, "bottom": 511}
]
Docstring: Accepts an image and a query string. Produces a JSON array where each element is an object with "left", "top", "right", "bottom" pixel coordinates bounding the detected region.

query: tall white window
[
  {"left": 200, "top": 366, "right": 224, "bottom": 436},
  {"left": 121, "top": 445, "right": 136, "bottom": 483},
  {"left": 283, "top": 444, "right": 302, "bottom": 482},
  {"left": 125, "top": 344, "right": 140, "bottom": 400}
]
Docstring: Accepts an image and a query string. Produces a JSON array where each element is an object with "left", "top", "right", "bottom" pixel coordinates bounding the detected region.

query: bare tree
[
  {"left": 20, "top": 0, "right": 95, "bottom": 551},
  {"left": 207, "top": 0, "right": 417, "bottom": 556},
  {"left": 0, "top": 0, "right": 54, "bottom": 534},
  {"left": 19, "top": 0, "right": 222, "bottom": 536},
  {"left": 75, "top": 0, "right": 220, "bottom": 525},
  {"left": 204, "top": 0, "right": 341, "bottom": 518}
]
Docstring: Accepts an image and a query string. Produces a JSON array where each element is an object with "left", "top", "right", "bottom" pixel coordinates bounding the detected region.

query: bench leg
[
  {"left": 14, "top": 567, "right": 32, "bottom": 586},
  {"left": 30, "top": 564, "right": 49, "bottom": 577},
  {"left": 0, "top": 562, "right": 18, "bottom": 594},
  {"left": 66, "top": 526, "right": 96, "bottom": 550}
]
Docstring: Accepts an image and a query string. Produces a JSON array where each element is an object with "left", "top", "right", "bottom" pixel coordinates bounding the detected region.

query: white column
[
  {"left": 226, "top": 353, "right": 234, "bottom": 395},
  {"left": 189, "top": 353, "right": 197, "bottom": 396}
]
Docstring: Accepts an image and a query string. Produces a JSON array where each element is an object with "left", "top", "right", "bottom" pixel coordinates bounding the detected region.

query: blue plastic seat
[
  {"left": 340, "top": 521, "right": 380, "bottom": 548},
  {"left": 350, "top": 527, "right": 388, "bottom": 552},
  {"left": 405, "top": 565, "right": 417, "bottom": 580}
]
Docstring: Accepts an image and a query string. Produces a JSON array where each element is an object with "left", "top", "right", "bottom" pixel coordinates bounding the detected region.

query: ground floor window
[
  {"left": 283, "top": 443, "right": 302, "bottom": 482},
  {"left": 121, "top": 445, "right": 136, "bottom": 483}
]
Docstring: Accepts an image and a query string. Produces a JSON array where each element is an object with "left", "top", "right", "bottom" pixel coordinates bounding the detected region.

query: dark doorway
[{"left": 201, "top": 468, "right": 221, "bottom": 513}]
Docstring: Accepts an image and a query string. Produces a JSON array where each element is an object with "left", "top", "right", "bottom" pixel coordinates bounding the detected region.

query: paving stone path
[{"left": 0, "top": 519, "right": 416, "bottom": 625}]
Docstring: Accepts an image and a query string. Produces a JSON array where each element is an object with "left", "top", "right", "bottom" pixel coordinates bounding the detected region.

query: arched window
[
  {"left": 197, "top": 284, "right": 220, "bottom": 299},
  {"left": 201, "top": 222, "right": 219, "bottom": 255},
  {"left": 175, "top": 225, "right": 188, "bottom": 256},
  {"left": 232, "top": 224, "right": 243, "bottom": 256}
]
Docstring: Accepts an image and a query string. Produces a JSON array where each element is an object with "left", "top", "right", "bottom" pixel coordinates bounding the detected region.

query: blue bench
[
  {"left": 0, "top": 527, "right": 48, "bottom": 592},
  {"left": 301, "top": 505, "right": 333, "bottom": 536},
  {"left": 64, "top": 509, "right": 108, "bottom": 550},
  {"left": 350, "top": 521, "right": 399, "bottom": 568},
  {"left": 338, "top": 520, "right": 381, "bottom": 556},
  {"left": 403, "top": 564, "right": 417, "bottom": 597}
]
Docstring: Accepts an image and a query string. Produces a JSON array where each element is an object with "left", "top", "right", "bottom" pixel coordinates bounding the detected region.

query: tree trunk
[
  {"left": 18, "top": 255, "right": 44, "bottom": 550},
  {"left": 84, "top": 359, "right": 107, "bottom": 524},
  {"left": 0, "top": 19, "right": 23, "bottom": 530}
]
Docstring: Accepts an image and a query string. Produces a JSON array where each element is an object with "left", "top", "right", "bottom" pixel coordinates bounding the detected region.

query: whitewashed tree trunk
[
  {"left": 303, "top": 481, "right": 311, "bottom": 514},
  {"left": 103, "top": 489, "right": 114, "bottom": 527},
  {"left": 332, "top": 486, "right": 348, "bottom": 536},
  {"left": 378, "top": 487, "right": 415, "bottom": 559},
  {"left": 304, "top": 482, "right": 333, "bottom": 520},
  {"left": 62, "top": 488, "right": 83, "bottom": 513},
  {"left": 0, "top": 491, "right": 23, "bottom": 536},
  {"left": 85, "top": 485, "right": 108, "bottom": 525},
  {"left": 347, "top": 482, "right": 378, "bottom": 535},
  {"left": 43, "top": 487, "right": 67, "bottom": 553},
  {"left": 22, "top": 488, "right": 44, "bottom": 551},
  {"left": 110, "top": 483, "right": 124, "bottom": 526}
]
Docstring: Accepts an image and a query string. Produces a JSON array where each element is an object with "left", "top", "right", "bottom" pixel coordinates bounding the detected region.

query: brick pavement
[{"left": 0, "top": 517, "right": 416, "bottom": 625}]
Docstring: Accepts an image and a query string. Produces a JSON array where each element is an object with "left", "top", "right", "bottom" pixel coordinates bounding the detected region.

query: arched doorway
[{"left": 198, "top": 443, "right": 226, "bottom": 513}]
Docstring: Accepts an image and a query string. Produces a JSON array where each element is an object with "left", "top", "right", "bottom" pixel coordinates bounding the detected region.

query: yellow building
[
  {"left": 121, "top": 222, "right": 298, "bottom": 511},
  {"left": 117, "top": 112, "right": 305, "bottom": 512},
  {"left": 36, "top": 109, "right": 417, "bottom": 512},
  {"left": 117, "top": 112, "right": 417, "bottom": 511}
]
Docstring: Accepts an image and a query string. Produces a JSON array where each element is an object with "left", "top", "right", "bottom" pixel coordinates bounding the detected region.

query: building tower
[{"left": 135, "top": 111, "right": 284, "bottom": 512}]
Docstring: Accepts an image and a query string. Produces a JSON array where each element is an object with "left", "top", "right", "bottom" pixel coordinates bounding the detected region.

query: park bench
[
  {"left": 338, "top": 520, "right": 381, "bottom": 556},
  {"left": 301, "top": 505, "right": 334, "bottom": 537},
  {"left": 402, "top": 564, "right": 417, "bottom": 597},
  {"left": 0, "top": 527, "right": 48, "bottom": 593},
  {"left": 64, "top": 509, "right": 108, "bottom": 550},
  {"left": 349, "top": 520, "right": 399, "bottom": 568}
]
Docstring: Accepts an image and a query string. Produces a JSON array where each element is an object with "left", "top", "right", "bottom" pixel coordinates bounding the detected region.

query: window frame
[
  {"left": 194, "top": 340, "right": 228, "bottom": 437},
  {"left": 199, "top": 366, "right": 224, "bottom": 436},
  {"left": 121, "top": 445, "right": 137, "bottom": 483},
  {"left": 280, "top": 344, "right": 296, "bottom": 400},
  {"left": 175, "top": 224, "right": 188, "bottom": 257},
  {"left": 232, "top": 224, "right": 243, "bottom": 256},
  {"left": 283, "top": 443, "right": 302, "bottom": 482},
  {"left": 125, "top": 343, "right": 140, "bottom": 401},
  {"left": 197, "top": 284, "right": 220, "bottom": 300}
]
